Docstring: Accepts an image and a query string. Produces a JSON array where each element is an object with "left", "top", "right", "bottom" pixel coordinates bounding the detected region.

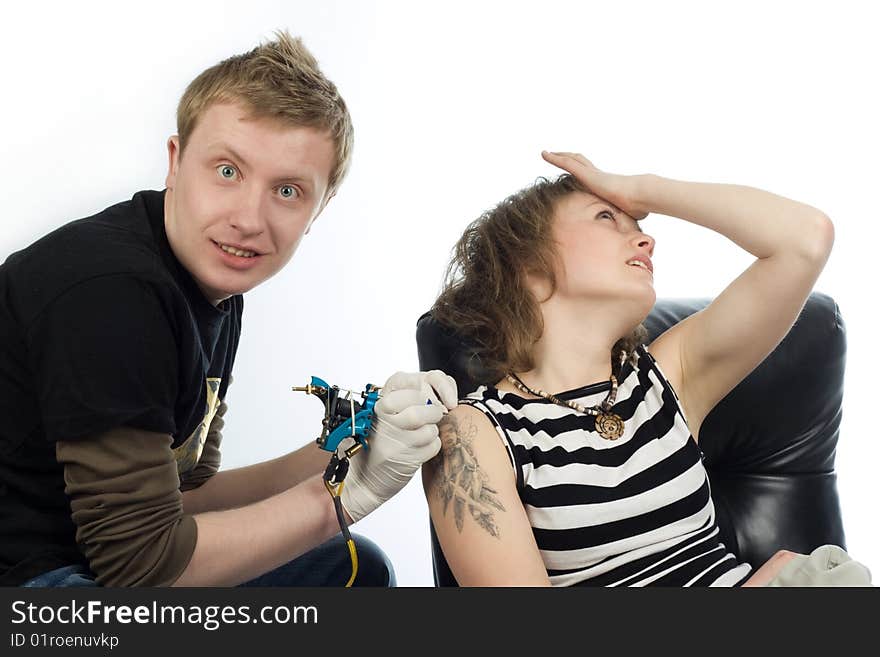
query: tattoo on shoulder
[{"left": 426, "top": 412, "right": 506, "bottom": 538}]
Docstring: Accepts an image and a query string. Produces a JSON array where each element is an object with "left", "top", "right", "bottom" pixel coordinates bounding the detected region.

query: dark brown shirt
[{"left": 54, "top": 399, "right": 226, "bottom": 586}]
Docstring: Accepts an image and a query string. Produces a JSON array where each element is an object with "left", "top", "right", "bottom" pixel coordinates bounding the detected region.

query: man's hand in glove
[{"left": 341, "top": 370, "right": 458, "bottom": 523}]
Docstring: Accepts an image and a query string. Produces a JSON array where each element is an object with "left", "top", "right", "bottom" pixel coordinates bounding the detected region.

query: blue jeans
[{"left": 21, "top": 533, "right": 396, "bottom": 587}]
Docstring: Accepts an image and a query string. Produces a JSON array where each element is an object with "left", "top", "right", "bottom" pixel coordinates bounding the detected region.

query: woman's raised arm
[{"left": 543, "top": 151, "right": 834, "bottom": 441}]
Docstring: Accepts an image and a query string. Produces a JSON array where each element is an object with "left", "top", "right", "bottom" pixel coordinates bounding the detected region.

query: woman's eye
[
  {"left": 278, "top": 185, "right": 299, "bottom": 199},
  {"left": 217, "top": 164, "right": 237, "bottom": 180},
  {"left": 598, "top": 210, "right": 616, "bottom": 221}
]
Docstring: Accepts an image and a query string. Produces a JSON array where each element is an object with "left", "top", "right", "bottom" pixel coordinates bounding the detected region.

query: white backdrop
[{"left": 1, "top": 0, "right": 876, "bottom": 586}]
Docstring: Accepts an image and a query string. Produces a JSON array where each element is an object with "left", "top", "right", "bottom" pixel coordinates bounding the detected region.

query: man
[{"left": 0, "top": 31, "right": 456, "bottom": 587}]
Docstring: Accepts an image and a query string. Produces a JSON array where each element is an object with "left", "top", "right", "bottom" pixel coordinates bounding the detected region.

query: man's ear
[
  {"left": 165, "top": 136, "right": 181, "bottom": 190},
  {"left": 304, "top": 190, "right": 335, "bottom": 235}
]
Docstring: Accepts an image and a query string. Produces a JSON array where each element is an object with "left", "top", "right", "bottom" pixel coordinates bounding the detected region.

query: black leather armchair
[{"left": 416, "top": 292, "right": 847, "bottom": 586}]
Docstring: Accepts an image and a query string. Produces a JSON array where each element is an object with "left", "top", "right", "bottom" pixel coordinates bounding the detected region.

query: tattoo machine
[{"left": 291, "top": 376, "right": 381, "bottom": 587}]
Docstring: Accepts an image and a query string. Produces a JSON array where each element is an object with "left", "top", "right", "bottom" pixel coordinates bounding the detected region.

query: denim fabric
[
  {"left": 21, "top": 564, "right": 97, "bottom": 587},
  {"left": 21, "top": 533, "right": 395, "bottom": 588},
  {"left": 240, "top": 533, "right": 396, "bottom": 587}
]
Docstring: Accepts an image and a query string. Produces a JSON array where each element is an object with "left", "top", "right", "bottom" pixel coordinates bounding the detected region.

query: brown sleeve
[
  {"left": 179, "top": 398, "right": 227, "bottom": 492},
  {"left": 55, "top": 427, "right": 197, "bottom": 587}
]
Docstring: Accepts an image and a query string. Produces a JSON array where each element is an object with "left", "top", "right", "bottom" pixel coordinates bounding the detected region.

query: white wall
[{"left": 2, "top": 0, "right": 876, "bottom": 586}]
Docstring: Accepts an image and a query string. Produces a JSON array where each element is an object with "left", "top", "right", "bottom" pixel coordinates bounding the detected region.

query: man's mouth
[{"left": 212, "top": 240, "right": 258, "bottom": 258}]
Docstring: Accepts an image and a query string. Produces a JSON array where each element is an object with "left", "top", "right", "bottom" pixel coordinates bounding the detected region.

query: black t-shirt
[{"left": 0, "top": 189, "right": 242, "bottom": 584}]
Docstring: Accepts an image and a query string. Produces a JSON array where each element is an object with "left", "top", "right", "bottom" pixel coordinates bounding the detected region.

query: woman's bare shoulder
[{"left": 441, "top": 401, "right": 496, "bottom": 434}]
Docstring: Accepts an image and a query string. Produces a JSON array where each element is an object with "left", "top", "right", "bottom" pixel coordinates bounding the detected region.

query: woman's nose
[{"left": 630, "top": 231, "right": 655, "bottom": 256}]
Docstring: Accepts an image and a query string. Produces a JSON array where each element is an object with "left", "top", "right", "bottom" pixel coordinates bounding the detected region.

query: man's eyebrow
[{"left": 210, "top": 143, "right": 251, "bottom": 170}]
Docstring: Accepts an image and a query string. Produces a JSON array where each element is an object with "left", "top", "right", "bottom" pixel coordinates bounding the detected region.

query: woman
[{"left": 423, "top": 151, "right": 868, "bottom": 586}]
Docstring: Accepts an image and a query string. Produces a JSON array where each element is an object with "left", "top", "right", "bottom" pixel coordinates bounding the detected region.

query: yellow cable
[
  {"left": 326, "top": 479, "right": 359, "bottom": 587},
  {"left": 345, "top": 539, "right": 359, "bottom": 587}
]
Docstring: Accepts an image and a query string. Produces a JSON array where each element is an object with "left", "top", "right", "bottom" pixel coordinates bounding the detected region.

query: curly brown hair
[{"left": 432, "top": 173, "right": 648, "bottom": 384}]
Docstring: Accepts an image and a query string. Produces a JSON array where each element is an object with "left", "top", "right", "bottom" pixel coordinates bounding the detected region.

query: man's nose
[{"left": 229, "top": 188, "right": 267, "bottom": 236}]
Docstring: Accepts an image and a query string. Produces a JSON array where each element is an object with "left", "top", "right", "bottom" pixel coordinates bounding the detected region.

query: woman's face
[{"left": 548, "top": 191, "right": 656, "bottom": 311}]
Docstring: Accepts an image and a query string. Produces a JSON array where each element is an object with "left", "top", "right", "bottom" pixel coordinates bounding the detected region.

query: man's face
[{"left": 164, "top": 101, "right": 336, "bottom": 305}]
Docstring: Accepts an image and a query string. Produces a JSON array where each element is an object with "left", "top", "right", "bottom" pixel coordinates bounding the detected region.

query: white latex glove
[{"left": 340, "top": 370, "right": 458, "bottom": 522}]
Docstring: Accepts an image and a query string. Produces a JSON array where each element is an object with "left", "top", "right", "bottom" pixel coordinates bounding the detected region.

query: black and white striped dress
[{"left": 463, "top": 343, "right": 753, "bottom": 587}]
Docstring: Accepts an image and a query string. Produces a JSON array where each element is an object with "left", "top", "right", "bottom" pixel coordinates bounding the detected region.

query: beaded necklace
[{"left": 505, "top": 351, "right": 627, "bottom": 441}]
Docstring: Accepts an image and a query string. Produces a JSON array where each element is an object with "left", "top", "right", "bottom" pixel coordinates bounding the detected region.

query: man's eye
[
  {"left": 217, "top": 165, "right": 237, "bottom": 180},
  {"left": 598, "top": 210, "right": 616, "bottom": 221},
  {"left": 278, "top": 185, "right": 299, "bottom": 199}
]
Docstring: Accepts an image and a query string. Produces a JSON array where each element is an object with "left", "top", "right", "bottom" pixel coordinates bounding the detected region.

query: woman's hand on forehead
[{"left": 542, "top": 151, "right": 649, "bottom": 221}]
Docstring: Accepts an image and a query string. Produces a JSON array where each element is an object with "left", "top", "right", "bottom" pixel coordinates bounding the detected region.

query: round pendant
[{"left": 595, "top": 412, "right": 625, "bottom": 440}]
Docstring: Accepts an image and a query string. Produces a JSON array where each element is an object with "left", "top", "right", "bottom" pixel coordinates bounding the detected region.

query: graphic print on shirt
[{"left": 173, "top": 377, "right": 221, "bottom": 474}]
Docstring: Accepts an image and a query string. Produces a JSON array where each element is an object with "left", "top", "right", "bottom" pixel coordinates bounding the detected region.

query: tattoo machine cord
[{"left": 292, "top": 377, "right": 380, "bottom": 587}]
